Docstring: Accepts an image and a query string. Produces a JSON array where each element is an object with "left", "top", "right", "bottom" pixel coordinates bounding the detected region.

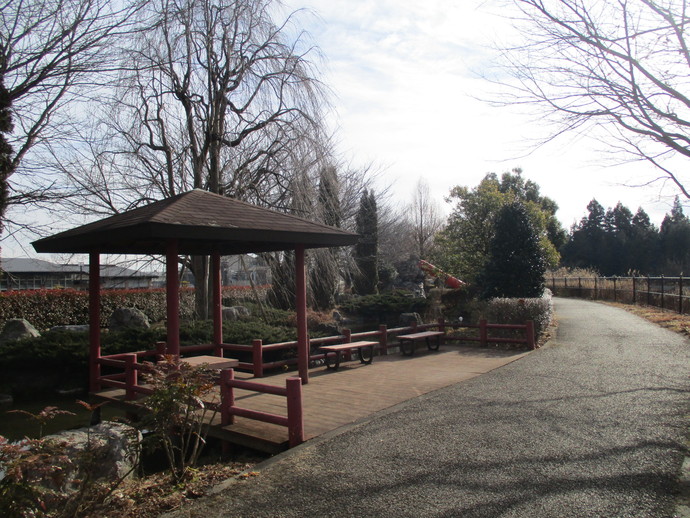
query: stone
[
  {"left": 0, "top": 318, "right": 40, "bottom": 343},
  {"left": 108, "top": 307, "right": 150, "bottom": 331},
  {"left": 222, "top": 305, "right": 251, "bottom": 321},
  {"left": 40, "top": 422, "right": 142, "bottom": 493},
  {"left": 399, "top": 312, "right": 422, "bottom": 326}
]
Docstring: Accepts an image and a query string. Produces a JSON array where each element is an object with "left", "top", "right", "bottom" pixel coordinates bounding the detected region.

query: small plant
[
  {"left": 0, "top": 404, "right": 139, "bottom": 518},
  {"left": 139, "top": 356, "right": 218, "bottom": 483}
]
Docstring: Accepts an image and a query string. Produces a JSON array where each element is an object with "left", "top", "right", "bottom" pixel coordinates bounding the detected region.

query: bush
[
  {"left": 340, "top": 290, "right": 429, "bottom": 322},
  {"left": 481, "top": 289, "right": 554, "bottom": 340},
  {"left": 0, "top": 285, "right": 271, "bottom": 331}
]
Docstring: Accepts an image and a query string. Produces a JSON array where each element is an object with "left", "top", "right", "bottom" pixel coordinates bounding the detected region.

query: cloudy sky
[{"left": 280, "top": 0, "right": 680, "bottom": 229}]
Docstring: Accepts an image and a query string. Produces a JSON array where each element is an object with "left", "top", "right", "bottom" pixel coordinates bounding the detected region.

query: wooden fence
[{"left": 549, "top": 275, "right": 690, "bottom": 314}]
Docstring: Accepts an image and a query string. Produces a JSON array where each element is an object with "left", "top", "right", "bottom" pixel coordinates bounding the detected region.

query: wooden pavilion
[{"left": 32, "top": 189, "right": 359, "bottom": 388}]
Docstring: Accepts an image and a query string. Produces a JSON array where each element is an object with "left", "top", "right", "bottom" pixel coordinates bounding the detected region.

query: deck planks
[{"left": 94, "top": 345, "right": 527, "bottom": 453}]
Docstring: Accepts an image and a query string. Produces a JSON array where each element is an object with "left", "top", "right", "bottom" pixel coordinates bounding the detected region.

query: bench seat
[
  {"left": 319, "top": 341, "right": 377, "bottom": 370},
  {"left": 397, "top": 331, "right": 444, "bottom": 356}
]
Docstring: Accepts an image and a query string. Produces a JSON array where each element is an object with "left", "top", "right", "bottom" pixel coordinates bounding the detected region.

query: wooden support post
[
  {"left": 125, "top": 354, "right": 138, "bottom": 400},
  {"left": 342, "top": 328, "right": 352, "bottom": 361},
  {"left": 378, "top": 324, "right": 388, "bottom": 355},
  {"left": 212, "top": 251, "right": 223, "bottom": 352},
  {"left": 220, "top": 369, "right": 235, "bottom": 426},
  {"left": 252, "top": 339, "right": 264, "bottom": 378},
  {"left": 295, "top": 245, "right": 309, "bottom": 384},
  {"left": 88, "top": 252, "right": 101, "bottom": 393},
  {"left": 166, "top": 240, "right": 180, "bottom": 357},
  {"left": 479, "top": 319, "right": 488, "bottom": 347},
  {"left": 526, "top": 320, "right": 535, "bottom": 350},
  {"left": 156, "top": 341, "right": 167, "bottom": 358},
  {"left": 286, "top": 377, "right": 304, "bottom": 447}
]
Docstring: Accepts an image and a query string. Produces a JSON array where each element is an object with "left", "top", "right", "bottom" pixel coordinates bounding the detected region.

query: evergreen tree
[
  {"left": 353, "top": 189, "right": 379, "bottom": 295},
  {"left": 660, "top": 197, "right": 690, "bottom": 273},
  {"left": 310, "top": 167, "right": 342, "bottom": 309},
  {"left": 478, "top": 201, "right": 546, "bottom": 299}
]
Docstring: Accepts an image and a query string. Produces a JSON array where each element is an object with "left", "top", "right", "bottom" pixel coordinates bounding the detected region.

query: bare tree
[
  {"left": 59, "top": 0, "right": 330, "bottom": 316},
  {"left": 0, "top": 0, "right": 143, "bottom": 238},
  {"left": 496, "top": 0, "right": 690, "bottom": 198},
  {"left": 409, "top": 178, "right": 444, "bottom": 259}
]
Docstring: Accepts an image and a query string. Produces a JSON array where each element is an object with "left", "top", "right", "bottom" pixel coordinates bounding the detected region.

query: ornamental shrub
[
  {"left": 482, "top": 290, "right": 554, "bottom": 340},
  {"left": 0, "top": 285, "right": 269, "bottom": 331}
]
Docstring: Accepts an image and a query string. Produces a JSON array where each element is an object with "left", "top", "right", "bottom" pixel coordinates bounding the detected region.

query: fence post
[
  {"left": 613, "top": 277, "right": 617, "bottom": 302},
  {"left": 680, "top": 275, "right": 684, "bottom": 314},
  {"left": 378, "top": 324, "right": 388, "bottom": 355},
  {"left": 479, "top": 319, "right": 488, "bottom": 347},
  {"left": 220, "top": 368, "right": 235, "bottom": 426},
  {"left": 578, "top": 277, "right": 582, "bottom": 298},
  {"left": 647, "top": 276, "right": 651, "bottom": 306},
  {"left": 286, "top": 377, "right": 305, "bottom": 447},
  {"left": 594, "top": 277, "right": 598, "bottom": 299},
  {"left": 552, "top": 276, "right": 556, "bottom": 292},
  {"left": 252, "top": 339, "right": 263, "bottom": 378},
  {"left": 661, "top": 275, "right": 665, "bottom": 310},
  {"left": 156, "top": 341, "right": 167, "bottom": 358},
  {"left": 125, "top": 354, "right": 138, "bottom": 401},
  {"left": 525, "top": 320, "right": 535, "bottom": 350},
  {"left": 632, "top": 276, "right": 637, "bottom": 305}
]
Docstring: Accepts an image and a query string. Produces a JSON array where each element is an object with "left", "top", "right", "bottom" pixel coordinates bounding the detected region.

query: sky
[
  {"left": 3, "top": 0, "right": 684, "bottom": 260},
  {"left": 279, "top": 0, "right": 681, "bottom": 229}
]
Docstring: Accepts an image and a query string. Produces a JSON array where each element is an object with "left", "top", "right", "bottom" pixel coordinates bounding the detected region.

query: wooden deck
[{"left": 93, "top": 345, "right": 528, "bottom": 453}]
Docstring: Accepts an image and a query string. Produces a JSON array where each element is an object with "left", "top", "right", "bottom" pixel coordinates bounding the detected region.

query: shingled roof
[{"left": 32, "top": 190, "right": 359, "bottom": 255}]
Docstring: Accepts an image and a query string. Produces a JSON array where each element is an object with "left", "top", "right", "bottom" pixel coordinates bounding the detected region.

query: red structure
[
  {"left": 419, "top": 260, "right": 464, "bottom": 289},
  {"left": 32, "top": 190, "right": 358, "bottom": 387}
]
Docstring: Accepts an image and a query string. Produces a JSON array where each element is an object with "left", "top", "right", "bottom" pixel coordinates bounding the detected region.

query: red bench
[
  {"left": 397, "top": 331, "right": 444, "bottom": 356},
  {"left": 319, "top": 341, "right": 377, "bottom": 370}
]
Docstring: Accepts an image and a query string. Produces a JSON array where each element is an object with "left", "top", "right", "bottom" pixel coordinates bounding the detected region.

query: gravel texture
[{"left": 164, "top": 298, "right": 690, "bottom": 518}]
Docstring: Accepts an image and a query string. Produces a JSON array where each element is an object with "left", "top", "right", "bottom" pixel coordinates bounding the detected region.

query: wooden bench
[
  {"left": 319, "top": 341, "right": 377, "bottom": 371},
  {"left": 397, "top": 331, "right": 444, "bottom": 356}
]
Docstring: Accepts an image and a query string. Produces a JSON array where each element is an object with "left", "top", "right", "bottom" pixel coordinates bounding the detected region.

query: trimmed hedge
[
  {"left": 340, "top": 290, "right": 429, "bottom": 322},
  {"left": 482, "top": 289, "right": 554, "bottom": 339},
  {"left": 0, "top": 285, "right": 269, "bottom": 331}
]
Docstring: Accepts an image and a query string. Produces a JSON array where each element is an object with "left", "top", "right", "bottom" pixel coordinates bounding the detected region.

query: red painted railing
[{"left": 218, "top": 369, "right": 304, "bottom": 448}]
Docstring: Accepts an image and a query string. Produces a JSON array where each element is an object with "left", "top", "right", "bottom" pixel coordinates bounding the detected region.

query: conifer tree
[
  {"left": 478, "top": 201, "right": 546, "bottom": 298},
  {"left": 353, "top": 189, "right": 379, "bottom": 295}
]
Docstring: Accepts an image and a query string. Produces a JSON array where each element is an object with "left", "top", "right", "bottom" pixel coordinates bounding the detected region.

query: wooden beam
[
  {"left": 212, "top": 251, "right": 223, "bottom": 349},
  {"left": 295, "top": 245, "right": 309, "bottom": 384},
  {"left": 89, "top": 252, "right": 101, "bottom": 392},
  {"left": 166, "top": 240, "right": 180, "bottom": 356}
]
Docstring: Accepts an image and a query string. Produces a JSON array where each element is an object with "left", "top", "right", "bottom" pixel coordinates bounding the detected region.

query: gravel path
[{"left": 165, "top": 298, "right": 690, "bottom": 517}]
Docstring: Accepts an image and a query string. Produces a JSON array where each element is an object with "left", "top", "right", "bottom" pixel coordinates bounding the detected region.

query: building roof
[
  {"left": 32, "top": 190, "right": 359, "bottom": 255},
  {"left": 1, "top": 258, "right": 156, "bottom": 278}
]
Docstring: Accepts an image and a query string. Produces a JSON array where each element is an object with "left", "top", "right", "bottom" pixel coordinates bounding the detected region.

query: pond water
[{"left": 0, "top": 393, "right": 125, "bottom": 442}]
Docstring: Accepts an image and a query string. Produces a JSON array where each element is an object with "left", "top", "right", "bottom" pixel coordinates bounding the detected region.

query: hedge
[
  {"left": 481, "top": 289, "right": 554, "bottom": 339},
  {"left": 0, "top": 285, "right": 269, "bottom": 331}
]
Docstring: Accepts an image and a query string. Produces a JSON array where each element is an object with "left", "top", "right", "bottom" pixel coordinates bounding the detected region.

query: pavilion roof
[{"left": 32, "top": 190, "right": 358, "bottom": 255}]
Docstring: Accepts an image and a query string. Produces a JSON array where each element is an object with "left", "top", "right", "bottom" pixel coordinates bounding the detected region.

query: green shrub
[
  {"left": 0, "top": 286, "right": 273, "bottom": 331},
  {"left": 481, "top": 290, "right": 554, "bottom": 339},
  {"left": 340, "top": 290, "right": 429, "bottom": 321}
]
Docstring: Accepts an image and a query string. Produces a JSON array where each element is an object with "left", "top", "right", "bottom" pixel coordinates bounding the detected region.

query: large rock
[
  {"left": 109, "top": 307, "right": 150, "bottom": 331},
  {"left": 0, "top": 318, "right": 40, "bottom": 343},
  {"left": 222, "top": 305, "right": 251, "bottom": 321},
  {"left": 44, "top": 422, "right": 141, "bottom": 493},
  {"left": 399, "top": 312, "right": 422, "bottom": 326}
]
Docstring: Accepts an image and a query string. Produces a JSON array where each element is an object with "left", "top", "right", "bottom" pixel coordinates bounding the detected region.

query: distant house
[{"left": 0, "top": 258, "right": 157, "bottom": 291}]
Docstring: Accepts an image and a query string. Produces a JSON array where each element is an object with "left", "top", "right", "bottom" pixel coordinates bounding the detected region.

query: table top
[{"left": 181, "top": 355, "right": 239, "bottom": 370}]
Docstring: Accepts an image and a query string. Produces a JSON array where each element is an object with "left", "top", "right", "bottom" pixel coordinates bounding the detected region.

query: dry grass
[{"left": 605, "top": 302, "right": 690, "bottom": 338}]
